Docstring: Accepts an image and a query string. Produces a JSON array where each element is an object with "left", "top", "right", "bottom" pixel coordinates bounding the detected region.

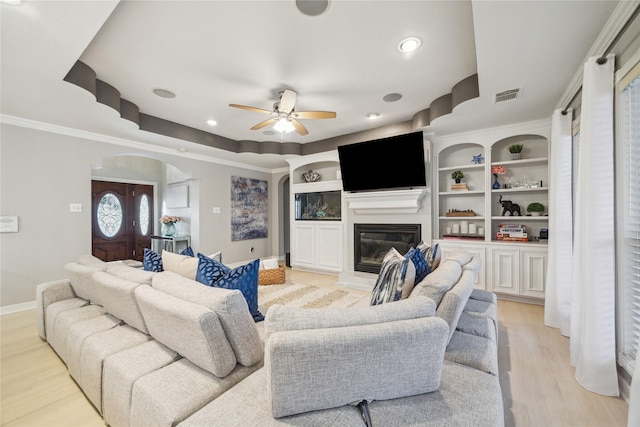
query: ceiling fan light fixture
[
  {"left": 398, "top": 37, "right": 422, "bottom": 53},
  {"left": 273, "top": 118, "right": 295, "bottom": 133}
]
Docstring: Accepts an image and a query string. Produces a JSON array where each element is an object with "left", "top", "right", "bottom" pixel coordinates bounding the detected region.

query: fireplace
[{"left": 354, "top": 223, "right": 421, "bottom": 274}]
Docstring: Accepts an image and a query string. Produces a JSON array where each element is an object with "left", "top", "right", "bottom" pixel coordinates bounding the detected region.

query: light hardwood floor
[{"left": 1, "top": 269, "right": 629, "bottom": 427}]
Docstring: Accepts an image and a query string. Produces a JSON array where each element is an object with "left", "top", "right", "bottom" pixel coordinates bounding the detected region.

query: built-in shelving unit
[{"left": 433, "top": 120, "right": 551, "bottom": 303}]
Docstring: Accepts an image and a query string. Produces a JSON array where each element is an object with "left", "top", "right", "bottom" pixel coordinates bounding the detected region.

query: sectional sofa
[{"left": 36, "top": 249, "right": 503, "bottom": 426}]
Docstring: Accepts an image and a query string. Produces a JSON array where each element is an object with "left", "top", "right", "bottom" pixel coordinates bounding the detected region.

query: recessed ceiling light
[
  {"left": 367, "top": 113, "right": 380, "bottom": 119},
  {"left": 152, "top": 88, "right": 176, "bottom": 99},
  {"left": 383, "top": 93, "right": 402, "bottom": 102},
  {"left": 398, "top": 37, "right": 422, "bottom": 53},
  {"left": 206, "top": 119, "right": 218, "bottom": 126},
  {"left": 178, "top": 147, "right": 187, "bottom": 153}
]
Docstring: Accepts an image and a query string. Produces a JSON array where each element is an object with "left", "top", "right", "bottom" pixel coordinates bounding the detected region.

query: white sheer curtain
[
  {"left": 544, "top": 109, "right": 573, "bottom": 337},
  {"left": 570, "top": 54, "right": 618, "bottom": 396}
]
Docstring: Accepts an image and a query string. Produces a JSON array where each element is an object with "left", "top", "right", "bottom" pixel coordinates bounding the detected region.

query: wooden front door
[{"left": 92, "top": 180, "right": 154, "bottom": 262}]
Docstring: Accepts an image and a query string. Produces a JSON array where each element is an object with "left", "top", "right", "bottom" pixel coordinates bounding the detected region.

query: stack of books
[
  {"left": 450, "top": 183, "right": 468, "bottom": 191},
  {"left": 496, "top": 224, "right": 529, "bottom": 242}
]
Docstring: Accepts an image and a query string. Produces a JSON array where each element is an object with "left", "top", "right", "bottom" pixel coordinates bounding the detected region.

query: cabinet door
[
  {"left": 521, "top": 248, "right": 547, "bottom": 298},
  {"left": 491, "top": 248, "right": 520, "bottom": 295},
  {"left": 315, "top": 224, "right": 343, "bottom": 271},
  {"left": 292, "top": 224, "right": 315, "bottom": 268}
]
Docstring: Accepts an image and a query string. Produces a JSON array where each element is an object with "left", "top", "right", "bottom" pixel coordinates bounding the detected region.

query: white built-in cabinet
[
  {"left": 287, "top": 152, "right": 345, "bottom": 273},
  {"left": 434, "top": 120, "right": 551, "bottom": 303}
]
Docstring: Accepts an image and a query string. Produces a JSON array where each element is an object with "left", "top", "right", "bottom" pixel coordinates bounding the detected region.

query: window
[
  {"left": 616, "top": 55, "right": 640, "bottom": 375},
  {"left": 139, "top": 194, "right": 150, "bottom": 235},
  {"left": 97, "top": 192, "right": 123, "bottom": 238}
]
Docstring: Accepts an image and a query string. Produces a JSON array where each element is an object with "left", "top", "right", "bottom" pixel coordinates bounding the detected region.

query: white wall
[{"left": 0, "top": 124, "right": 274, "bottom": 307}]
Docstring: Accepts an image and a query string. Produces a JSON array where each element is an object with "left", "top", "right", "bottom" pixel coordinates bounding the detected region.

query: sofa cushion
[
  {"left": 436, "top": 269, "right": 476, "bottom": 342},
  {"left": 264, "top": 296, "right": 436, "bottom": 339},
  {"left": 445, "top": 330, "right": 499, "bottom": 376},
  {"left": 92, "top": 271, "right": 149, "bottom": 334},
  {"left": 179, "top": 361, "right": 504, "bottom": 427},
  {"left": 196, "top": 256, "right": 263, "bottom": 322},
  {"left": 463, "top": 255, "right": 483, "bottom": 275},
  {"left": 265, "top": 316, "right": 450, "bottom": 418},
  {"left": 49, "top": 304, "right": 106, "bottom": 362},
  {"left": 66, "top": 314, "right": 123, "bottom": 382},
  {"left": 130, "top": 358, "right": 262, "bottom": 427},
  {"left": 405, "top": 246, "right": 431, "bottom": 284},
  {"left": 152, "top": 271, "right": 263, "bottom": 367},
  {"left": 44, "top": 297, "right": 89, "bottom": 344},
  {"left": 370, "top": 248, "right": 416, "bottom": 305},
  {"left": 64, "top": 262, "right": 105, "bottom": 304},
  {"left": 102, "top": 340, "right": 179, "bottom": 427},
  {"left": 36, "top": 278, "right": 81, "bottom": 339},
  {"left": 445, "top": 249, "right": 474, "bottom": 266},
  {"left": 143, "top": 248, "right": 163, "bottom": 272},
  {"left": 107, "top": 262, "right": 155, "bottom": 285},
  {"left": 79, "top": 325, "right": 151, "bottom": 413},
  {"left": 135, "top": 285, "right": 237, "bottom": 378},
  {"left": 77, "top": 254, "right": 108, "bottom": 268},
  {"left": 410, "top": 259, "right": 463, "bottom": 307}
]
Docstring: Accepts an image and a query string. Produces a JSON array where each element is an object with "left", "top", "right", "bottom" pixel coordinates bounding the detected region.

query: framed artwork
[
  {"left": 231, "top": 176, "right": 268, "bottom": 241},
  {"left": 167, "top": 184, "right": 189, "bottom": 208}
]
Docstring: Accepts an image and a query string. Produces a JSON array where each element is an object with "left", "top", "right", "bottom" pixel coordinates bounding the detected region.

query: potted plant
[
  {"left": 508, "top": 144, "right": 524, "bottom": 160},
  {"left": 451, "top": 170, "right": 464, "bottom": 184},
  {"left": 527, "top": 202, "right": 544, "bottom": 216}
]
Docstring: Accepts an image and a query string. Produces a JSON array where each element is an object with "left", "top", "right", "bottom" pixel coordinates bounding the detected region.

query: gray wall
[{"left": 0, "top": 124, "right": 275, "bottom": 308}]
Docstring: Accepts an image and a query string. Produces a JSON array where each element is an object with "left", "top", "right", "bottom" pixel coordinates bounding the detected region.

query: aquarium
[{"left": 295, "top": 191, "right": 341, "bottom": 221}]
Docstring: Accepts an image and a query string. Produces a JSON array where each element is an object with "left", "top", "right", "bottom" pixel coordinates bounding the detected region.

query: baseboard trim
[{"left": 1, "top": 300, "right": 36, "bottom": 315}]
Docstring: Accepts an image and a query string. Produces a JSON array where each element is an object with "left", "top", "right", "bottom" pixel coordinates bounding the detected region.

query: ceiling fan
[{"left": 229, "top": 89, "right": 336, "bottom": 136}]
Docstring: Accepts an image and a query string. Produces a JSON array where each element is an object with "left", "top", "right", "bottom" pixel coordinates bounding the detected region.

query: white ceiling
[{"left": 0, "top": 0, "right": 619, "bottom": 171}]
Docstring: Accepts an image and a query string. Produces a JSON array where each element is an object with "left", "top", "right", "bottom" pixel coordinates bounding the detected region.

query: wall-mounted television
[{"left": 337, "top": 131, "right": 426, "bottom": 192}]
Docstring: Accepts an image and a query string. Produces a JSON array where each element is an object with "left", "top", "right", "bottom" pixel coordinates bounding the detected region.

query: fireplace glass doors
[{"left": 354, "top": 223, "right": 421, "bottom": 273}]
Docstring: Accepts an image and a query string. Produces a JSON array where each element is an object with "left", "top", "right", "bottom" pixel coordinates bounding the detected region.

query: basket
[{"left": 258, "top": 265, "right": 286, "bottom": 285}]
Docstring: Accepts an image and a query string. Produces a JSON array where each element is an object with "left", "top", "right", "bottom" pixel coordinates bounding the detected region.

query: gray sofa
[{"left": 36, "top": 249, "right": 502, "bottom": 426}]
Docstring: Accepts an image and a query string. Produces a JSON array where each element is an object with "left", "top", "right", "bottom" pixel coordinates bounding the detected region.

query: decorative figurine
[
  {"left": 471, "top": 153, "right": 484, "bottom": 165},
  {"left": 499, "top": 195, "right": 521, "bottom": 216}
]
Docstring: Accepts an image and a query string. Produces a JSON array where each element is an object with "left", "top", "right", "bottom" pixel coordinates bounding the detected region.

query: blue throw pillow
[
  {"left": 195, "top": 255, "right": 264, "bottom": 322},
  {"left": 180, "top": 246, "right": 194, "bottom": 257},
  {"left": 196, "top": 252, "right": 230, "bottom": 285},
  {"left": 405, "top": 247, "right": 431, "bottom": 284},
  {"left": 143, "top": 248, "right": 163, "bottom": 272}
]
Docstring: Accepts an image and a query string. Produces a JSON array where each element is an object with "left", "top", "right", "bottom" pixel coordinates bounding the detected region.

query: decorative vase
[
  {"left": 510, "top": 152, "right": 521, "bottom": 160},
  {"left": 492, "top": 175, "right": 501, "bottom": 189},
  {"left": 162, "top": 222, "right": 176, "bottom": 236}
]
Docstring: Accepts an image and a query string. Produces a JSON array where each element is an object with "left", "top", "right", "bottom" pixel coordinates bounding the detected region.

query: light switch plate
[
  {"left": 213, "top": 207, "right": 222, "bottom": 214},
  {"left": 69, "top": 203, "right": 83, "bottom": 213}
]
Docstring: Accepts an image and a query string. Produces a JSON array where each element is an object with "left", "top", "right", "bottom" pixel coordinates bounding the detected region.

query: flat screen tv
[{"left": 337, "top": 131, "right": 426, "bottom": 192}]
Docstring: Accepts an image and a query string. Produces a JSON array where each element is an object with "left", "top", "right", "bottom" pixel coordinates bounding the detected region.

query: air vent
[{"left": 494, "top": 88, "right": 520, "bottom": 103}]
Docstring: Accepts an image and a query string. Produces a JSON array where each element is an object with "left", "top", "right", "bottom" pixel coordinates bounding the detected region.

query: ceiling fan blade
[
  {"left": 229, "top": 104, "right": 273, "bottom": 115},
  {"left": 291, "top": 119, "right": 309, "bottom": 136},
  {"left": 251, "top": 118, "right": 278, "bottom": 130},
  {"left": 279, "top": 89, "right": 297, "bottom": 113},
  {"left": 292, "top": 111, "right": 337, "bottom": 119}
]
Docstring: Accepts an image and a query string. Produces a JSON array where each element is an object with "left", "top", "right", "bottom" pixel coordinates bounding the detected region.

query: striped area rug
[{"left": 258, "top": 283, "right": 370, "bottom": 312}]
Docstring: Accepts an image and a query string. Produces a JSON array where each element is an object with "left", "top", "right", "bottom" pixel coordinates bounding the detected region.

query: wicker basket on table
[{"left": 258, "top": 265, "right": 286, "bottom": 285}]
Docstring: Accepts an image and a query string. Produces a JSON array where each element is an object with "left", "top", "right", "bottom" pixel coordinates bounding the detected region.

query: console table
[{"left": 150, "top": 235, "right": 191, "bottom": 254}]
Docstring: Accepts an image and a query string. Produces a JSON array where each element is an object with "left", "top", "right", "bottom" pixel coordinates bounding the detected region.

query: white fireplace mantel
[{"left": 343, "top": 188, "right": 428, "bottom": 214}]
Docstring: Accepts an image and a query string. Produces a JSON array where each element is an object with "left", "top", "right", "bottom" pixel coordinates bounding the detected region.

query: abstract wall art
[{"left": 230, "top": 176, "right": 268, "bottom": 241}]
